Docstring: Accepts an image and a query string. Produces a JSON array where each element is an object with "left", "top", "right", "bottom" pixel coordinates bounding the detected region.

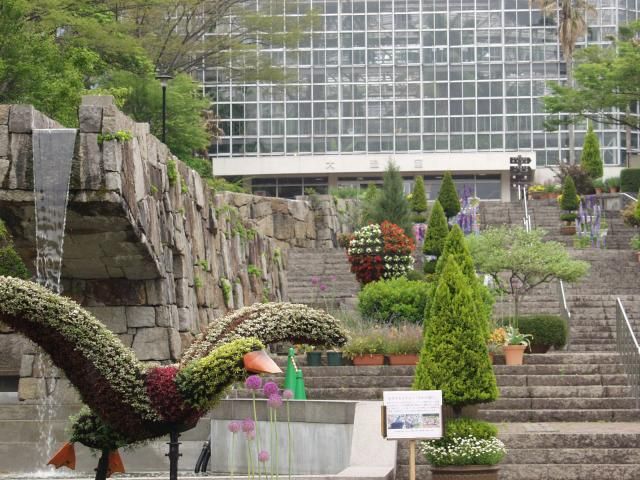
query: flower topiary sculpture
[{"left": 0, "top": 276, "right": 347, "bottom": 479}]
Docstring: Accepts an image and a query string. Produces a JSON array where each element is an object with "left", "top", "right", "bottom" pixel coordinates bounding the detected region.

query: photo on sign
[{"left": 387, "top": 413, "right": 441, "bottom": 431}]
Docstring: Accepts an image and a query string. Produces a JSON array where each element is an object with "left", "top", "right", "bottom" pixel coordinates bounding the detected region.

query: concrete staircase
[
  {"left": 286, "top": 248, "right": 360, "bottom": 306},
  {"left": 397, "top": 423, "right": 640, "bottom": 480}
]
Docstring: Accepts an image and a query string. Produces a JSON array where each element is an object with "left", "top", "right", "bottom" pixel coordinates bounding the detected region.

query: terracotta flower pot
[
  {"left": 595, "top": 188, "right": 603, "bottom": 195},
  {"left": 386, "top": 354, "right": 419, "bottom": 365},
  {"left": 560, "top": 225, "right": 576, "bottom": 235},
  {"left": 503, "top": 344, "right": 527, "bottom": 365},
  {"left": 431, "top": 465, "right": 500, "bottom": 480},
  {"left": 352, "top": 354, "right": 385, "bottom": 366}
]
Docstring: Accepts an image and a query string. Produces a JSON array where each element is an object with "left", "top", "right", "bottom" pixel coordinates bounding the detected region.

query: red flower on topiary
[{"left": 146, "top": 366, "right": 202, "bottom": 426}]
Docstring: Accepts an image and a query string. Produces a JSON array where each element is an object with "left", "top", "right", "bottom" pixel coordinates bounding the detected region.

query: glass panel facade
[{"left": 203, "top": 0, "right": 639, "bottom": 167}]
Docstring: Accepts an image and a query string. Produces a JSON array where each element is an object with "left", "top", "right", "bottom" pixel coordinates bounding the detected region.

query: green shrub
[
  {"left": 358, "top": 277, "right": 430, "bottom": 324},
  {"left": 413, "top": 257, "right": 498, "bottom": 410},
  {"left": 499, "top": 315, "right": 567, "bottom": 349},
  {"left": 443, "top": 417, "right": 498, "bottom": 440},
  {"left": 438, "top": 172, "right": 461, "bottom": 219},
  {"left": 330, "top": 186, "right": 361, "bottom": 199},
  {"left": 167, "top": 159, "right": 178, "bottom": 186},
  {"left": 405, "top": 269, "right": 426, "bottom": 281},
  {"left": 560, "top": 176, "right": 579, "bottom": 211},
  {"left": 581, "top": 124, "right": 603, "bottom": 179},
  {"left": 560, "top": 212, "right": 577, "bottom": 222},
  {"left": 621, "top": 169, "right": 640, "bottom": 193},
  {"left": 605, "top": 176, "right": 621, "bottom": 190},
  {"left": 0, "top": 219, "right": 29, "bottom": 279}
]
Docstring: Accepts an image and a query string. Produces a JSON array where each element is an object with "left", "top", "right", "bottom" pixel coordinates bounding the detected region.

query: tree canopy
[
  {"left": 467, "top": 226, "right": 589, "bottom": 318},
  {"left": 544, "top": 21, "right": 640, "bottom": 131}
]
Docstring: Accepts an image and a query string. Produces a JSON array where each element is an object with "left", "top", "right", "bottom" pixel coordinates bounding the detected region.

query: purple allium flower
[
  {"left": 267, "top": 393, "right": 283, "bottom": 409},
  {"left": 242, "top": 417, "right": 255, "bottom": 433},
  {"left": 228, "top": 420, "right": 242, "bottom": 433},
  {"left": 319, "top": 283, "right": 327, "bottom": 292},
  {"left": 258, "top": 450, "right": 270, "bottom": 463},
  {"left": 263, "top": 381, "right": 279, "bottom": 397},
  {"left": 282, "top": 389, "right": 293, "bottom": 400},
  {"left": 310, "top": 276, "right": 319, "bottom": 286},
  {"left": 246, "top": 429, "right": 256, "bottom": 440},
  {"left": 245, "top": 375, "right": 262, "bottom": 391}
]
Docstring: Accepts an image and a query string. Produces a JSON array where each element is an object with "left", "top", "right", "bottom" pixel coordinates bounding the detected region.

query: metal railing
[
  {"left": 558, "top": 280, "right": 572, "bottom": 350},
  {"left": 517, "top": 184, "right": 532, "bottom": 232},
  {"left": 616, "top": 297, "right": 640, "bottom": 409}
]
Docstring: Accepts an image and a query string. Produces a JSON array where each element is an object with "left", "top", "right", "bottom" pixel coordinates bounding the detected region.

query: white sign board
[{"left": 382, "top": 390, "right": 443, "bottom": 440}]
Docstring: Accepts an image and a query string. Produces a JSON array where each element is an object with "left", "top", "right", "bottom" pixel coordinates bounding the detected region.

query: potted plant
[
  {"left": 631, "top": 234, "right": 640, "bottom": 263},
  {"left": 544, "top": 183, "right": 560, "bottom": 199},
  {"left": 383, "top": 324, "right": 422, "bottom": 365},
  {"left": 606, "top": 176, "right": 621, "bottom": 193},
  {"left": 487, "top": 327, "right": 506, "bottom": 363},
  {"left": 342, "top": 332, "right": 385, "bottom": 366},
  {"left": 326, "top": 348, "right": 344, "bottom": 366},
  {"left": 298, "top": 344, "right": 322, "bottom": 367},
  {"left": 528, "top": 184, "right": 545, "bottom": 200},
  {"left": 503, "top": 325, "right": 532, "bottom": 365},
  {"left": 593, "top": 178, "right": 605, "bottom": 195},
  {"left": 559, "top": 176, "right": 579, "bottom": 235},
  {"left": 420, "top": 417, "right": 506, "bottom": 480}
]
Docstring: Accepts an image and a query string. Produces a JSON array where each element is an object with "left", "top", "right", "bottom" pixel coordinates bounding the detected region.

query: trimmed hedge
[
  {"left": 358, "top": 277, "right": 431, "bottom": 324},
  {"left": 621, "top": 169, "right": 640, "bottom": 193},
  {"left": 500, "top": 315, "right": 568, "bottom": 349}
]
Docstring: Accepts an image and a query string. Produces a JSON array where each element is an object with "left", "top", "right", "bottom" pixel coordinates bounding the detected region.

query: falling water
[{"left": 32, "top": 128, "right": 76, "bottom": 469}]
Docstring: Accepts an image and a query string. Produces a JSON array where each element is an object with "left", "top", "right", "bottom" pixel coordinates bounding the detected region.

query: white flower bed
[{"left": 420, "top": 436, "right": 506, "bottom": 467}]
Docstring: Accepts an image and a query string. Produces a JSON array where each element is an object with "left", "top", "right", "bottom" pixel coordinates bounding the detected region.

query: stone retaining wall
[{"left": 0, "top": 98, "right": 349, "bottom": 400}]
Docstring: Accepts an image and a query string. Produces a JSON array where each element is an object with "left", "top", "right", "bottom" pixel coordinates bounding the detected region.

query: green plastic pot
[
  {"left": 327, "top": 351, "right": 343, "bottom": 366},
  {"left": 306, "top": 351, "right": 322, "bottom": 366}
]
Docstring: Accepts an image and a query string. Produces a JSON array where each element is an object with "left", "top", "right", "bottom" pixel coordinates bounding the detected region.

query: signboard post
[{"left": 381, "top": 391, "right": 443, "bottom": 480}]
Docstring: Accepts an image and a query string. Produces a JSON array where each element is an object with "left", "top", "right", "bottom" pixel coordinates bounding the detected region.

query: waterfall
[{"left": 32, "top": 128, "right": 76, "bottom": 469}]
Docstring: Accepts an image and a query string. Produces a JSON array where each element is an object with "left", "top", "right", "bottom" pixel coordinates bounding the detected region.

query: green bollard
[
  {"left": 294, "top": 369, "right": 307, "bottom": 400},
  {"left": 284, "top": 347, "right": 297, "bottom": 393}
]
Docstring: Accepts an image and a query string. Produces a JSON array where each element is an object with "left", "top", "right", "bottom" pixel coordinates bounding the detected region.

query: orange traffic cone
[
  {"left": 106, "top": 450, "right": 125, "bottom": 477},
  {"left": 47, "top": 442, "right": 76, "bottom": 470}
]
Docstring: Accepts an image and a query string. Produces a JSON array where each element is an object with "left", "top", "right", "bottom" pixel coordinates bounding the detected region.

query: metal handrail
[
  {"left": 615, "top": 297, "right": 640, "bottom": 409},
  {"left": 517, "top": 185, "right": 532, "bottom": 232},
  {"left": 558, "top": 280, "right": 571, "bottom": 350}
]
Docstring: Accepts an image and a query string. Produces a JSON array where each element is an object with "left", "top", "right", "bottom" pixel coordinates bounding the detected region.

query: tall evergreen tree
[
  {"left": 581, "top": 123, "right": 603, "bottom": 179},
  {"left": 410, "top": 176, "right": 428, "bottom": 223},
  {"left": 423, "top": 201, "right": 449, "bottom": 274},
  {"left": 370, "top": 162, "right": 413, "bottom": 235},
  {"left": 560, "top": 175, "right": 579, "bottom": 211},
  {"left": 438, "top": 172, "right": 461, "bottom": 219},
  {"left": 413, "top": 256, "right": 499, "bottom": 414}
]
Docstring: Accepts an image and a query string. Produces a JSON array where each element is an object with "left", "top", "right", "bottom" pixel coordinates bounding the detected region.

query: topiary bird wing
[{"left": 0, "top": 276, "right": 161, "bottom": 441}]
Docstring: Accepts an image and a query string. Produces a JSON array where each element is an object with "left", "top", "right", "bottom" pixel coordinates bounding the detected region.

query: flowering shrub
[
  {"left": 420, "top": 436, "right": 506, "bottom": 467},
  {"left": 182, "top": 302, "right": 348, "bottom": 364},
  {"left": 347, "top": 221, "right": 415, "bottom": 284}
]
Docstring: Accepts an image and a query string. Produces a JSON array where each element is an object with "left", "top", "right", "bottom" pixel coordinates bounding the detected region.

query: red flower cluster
[
  {"left": 349, "top": 254, "right": 384, "bottom": 284},
  {"left": 146, "top": 366, "right": 202, "bottom": 426},
  {"left": 381, "top": 221, "right": 415, "bottom": 256}
]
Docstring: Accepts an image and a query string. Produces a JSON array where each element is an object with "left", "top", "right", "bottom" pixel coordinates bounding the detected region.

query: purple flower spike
[
  {"left": 258, "top": 450, "right": 270, "bottom": 463},
  {"left": 245, "top": 374, "right": 262, "bottom": 391},
  {"left": 263, "top": 381, "right": 279, "bottom": 397},
  {"left": 282, "top": 389, "right": 293, "bottom": 400},
  {"left": 242, "top": 417, "right": 255, "bottom": 433},
  {"left": 228, "top": 420, "right": 242, "bottom": 433},
  {"left": 267, "top": 393, "right": 283, "bottom": 409},
  {"left": 246, "top": 429, "right": 256, "bottom": 440}
]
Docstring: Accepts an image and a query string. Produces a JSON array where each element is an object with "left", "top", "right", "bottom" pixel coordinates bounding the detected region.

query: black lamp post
[{"left": 155, "top": 72, "right": 173, "bottom": 144}]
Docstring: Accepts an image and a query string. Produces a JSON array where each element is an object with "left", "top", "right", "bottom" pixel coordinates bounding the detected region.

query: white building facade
[{"left": 201, "top": 0, "right": 639, "bottom": 199}]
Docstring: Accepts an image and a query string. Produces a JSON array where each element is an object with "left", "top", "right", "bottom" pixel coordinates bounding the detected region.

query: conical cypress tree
[
  {"left": 413, "top": 256, "right": 498, "bottom": 412},
  {"left": 371, "top": 162, "right": 412, "bottom": 235},
  {"left": 581, "top": 124, "right": 603, "bottom": 180},
  {"left": 423, "top": 200, "right": 448, "bottom": 274},
  {"left": 433, "top": 225, "right": 493, "bottom": 336},
  {"left": 410, "top": 176, "right": 428, "bottom": 223},
  {"left": 438, "top": 172, "right": 461, "bottom": 219},
  {"left": 560, "top": 175, "right": 579, "bottom": 211}
]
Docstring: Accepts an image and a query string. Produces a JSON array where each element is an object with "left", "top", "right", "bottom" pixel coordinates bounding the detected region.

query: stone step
[
  {"left": 489, "top": 397, "right": 637, "bottom": 410},
  {"left": 478, "top": 409, "right": 640, "bottom": 422}
]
